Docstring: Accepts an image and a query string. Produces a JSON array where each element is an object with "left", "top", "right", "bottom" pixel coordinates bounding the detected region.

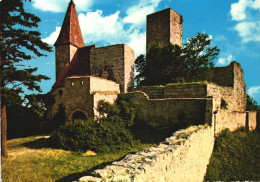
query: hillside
[{"left": 205, "top": 128, "right": 260, "bottom": 181}]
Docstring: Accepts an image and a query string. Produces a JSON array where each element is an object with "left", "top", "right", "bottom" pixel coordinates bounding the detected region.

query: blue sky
[{"left": 23, "top": 0, "right": 260, "bottom": 103}]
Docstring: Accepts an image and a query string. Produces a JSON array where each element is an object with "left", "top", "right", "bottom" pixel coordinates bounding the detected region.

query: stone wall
[
  {"left": 93, "top": 92, "right": 118, "bottom": 118},
  {"left": 64, "top": 76, "right": 93, "bottom": 121},
  {"left": 119, "top": 92, "right": 212, "bottom": 128},
  {"left": 211, "top": 61, "right": 246, "bottom": 111},
  {"left": 89, "top": 76, "right": 120, "bottom": 94},
  {"left": 214, "top": 110, "right": 246, "bottom": 134},
  {"left": 48, "top": 87, "right": 66, "bottom": 119},
  {"left": 79, "top": 125, "right": 215, "bottom": 182},
  {"left": 165, "top": 83, "right": 207, "bottom": 98},
  {"left": 136, "top": 86, "right": 165, "bottom": 99},
  {"left": 248, "top": 111, "right": 258, "bottom": 131},
  {"left": 90, "top": 44, "right": 134, "bottom": 93},
  {"left": 63, "top": 76, "right": 119, "bottom": 122},
  {"left": 146, "top": 8, "right": 182, "bottom": 52},
  {"left": 55, "top": 44, "right": 78, "bottom": 80}
]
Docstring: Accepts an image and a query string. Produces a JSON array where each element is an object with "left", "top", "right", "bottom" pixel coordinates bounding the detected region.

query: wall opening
[{"left": 72, "top": 111, "right": 87, "bottom": 121}]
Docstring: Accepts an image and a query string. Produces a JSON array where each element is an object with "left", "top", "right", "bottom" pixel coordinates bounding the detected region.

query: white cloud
[
  {"left": 230, "top": 0, "right": 248, "bottom": 21},
  {"left": 123, "top": 0, "right": 161, "bottom": 26},
  {"left": 32, "top": 0, "right": 93, "bottom": 13},
  {"left": 216, "top": 53, "right": 234, "bottom": 66},
  {"left": 234, "top": 21, "right": 260, "bottom": 42},
  {"left": 127, "top": 29, "right": 146, "bottom": 57},
  {"left": 42, "top": 27, "right": 61, "bottom": 44},
  {"left": 250, "top": 0, "right": 260, "bottom": 9},
  {"left": 231, "top": 0, "right": 260, "bottom": 43},
  {"left": 214, "top": 35, "right": 226, "bottom": 42},
  {"left": 248, "top": 85, "right": 260, "bottom": 96},
  {"left": 78, "top": 10, "right": 124, "bottom": 45}
]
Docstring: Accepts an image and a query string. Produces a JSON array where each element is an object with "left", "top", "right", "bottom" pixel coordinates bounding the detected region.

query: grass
[
  {"left": 205, "top": 128, "right": 260, "bottom": 181},
  {"left": 1, "top": 136, "right": 153, "bottom": 182}
]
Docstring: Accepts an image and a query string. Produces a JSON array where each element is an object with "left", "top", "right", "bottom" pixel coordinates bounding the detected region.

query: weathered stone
[{"left": 78, "top": 176, "right": 101, "bottom": 182}]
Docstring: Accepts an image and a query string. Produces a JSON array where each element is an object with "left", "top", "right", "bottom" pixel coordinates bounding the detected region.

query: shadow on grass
[
  {"left": 56, "top": 153, "right": 135, "bottom": 182},
  {"left": 23, "top": 137, "right": 51, "bottom": 149}
]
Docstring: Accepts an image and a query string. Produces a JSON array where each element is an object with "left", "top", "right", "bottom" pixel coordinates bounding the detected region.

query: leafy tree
[
  {"left": 246, "top": 94, "right": 258, "bottom": 111},
  {"left": 135, "top": 33, "right": 220, "bottom": 86},
  {"left": 0, "top": 0, "right": 52, "bottom": 158}
]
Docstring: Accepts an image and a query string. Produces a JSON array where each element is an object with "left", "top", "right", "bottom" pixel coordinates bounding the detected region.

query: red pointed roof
[{"left": 54, "top": 0, "right": 85, "bottom": 47}]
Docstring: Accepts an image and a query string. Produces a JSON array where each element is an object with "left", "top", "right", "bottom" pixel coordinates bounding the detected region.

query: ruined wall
[
  {"left": 136, "top": 86, "right": 165, "bottom": 99},
  {"left": 146, "top": 8, "right": 182, "bottom": 52},
  {"left": 248, "top": 112, "right": 258, "bottom": 131},
  {"left": 124, "top": 45, "right": 135, "bottom": 92},
  {"left": 119, "top": 92, "right": 212, "bottom": 128},
  {"left": 164, "top": 83, "right": 207, "bottom": 98},
  {"left": 90, "top": 44, "right": 134, "bottom": 93},
  {"left": 211, "top": 61, "right": 246, "bottom": 111},
  {"left": 55, "top": 44, "right": 78, "bottom": 80},
  {"left": 214, "top": 110, "right": 246, "bottom": 134},
  {"left": 79, "top": 125, "right": 215, "bottom": 182},
  {"left": 232, "top": 62, "right": 246, "bottom": 111}
]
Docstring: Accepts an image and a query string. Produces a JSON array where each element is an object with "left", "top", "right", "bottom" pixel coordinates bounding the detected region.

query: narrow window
[{"left": 71, "top": 81, "right": 74, "bottom": 86}]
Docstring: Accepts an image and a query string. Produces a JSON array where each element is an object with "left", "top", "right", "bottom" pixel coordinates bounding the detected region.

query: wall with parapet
[{"left": 79, "top": 125, "right": 215, "bottom": 182}]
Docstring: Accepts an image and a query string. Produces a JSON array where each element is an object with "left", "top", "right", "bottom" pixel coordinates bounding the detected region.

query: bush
[{"left": 49, "top": 99, "right": 139, "bottom": 153}]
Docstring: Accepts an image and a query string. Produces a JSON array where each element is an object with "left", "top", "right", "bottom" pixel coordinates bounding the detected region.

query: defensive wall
[
  {"left": 78, "top": 110, "right": 259, "bottom": 182},
  {"left": 77, "top": 61, "right": 259, "bottom": 182}
]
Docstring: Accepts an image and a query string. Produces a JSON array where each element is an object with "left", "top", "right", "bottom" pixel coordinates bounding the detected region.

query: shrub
[{"left": 49, "top": 99, "right": 139, "bottom": 153}]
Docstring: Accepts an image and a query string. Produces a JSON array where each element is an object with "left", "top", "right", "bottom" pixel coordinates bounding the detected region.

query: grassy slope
[
  {"left": 205, "top": 129, "right": 260, "bottom": 181},
  {"left": 1, "top": 136, "right": 153, "bottom": 182}
]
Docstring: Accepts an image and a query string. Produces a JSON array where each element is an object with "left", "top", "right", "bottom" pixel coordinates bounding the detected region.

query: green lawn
[
  {"left": 205, "top": 128, "right": 260, "bottom": 181},
  {"left": 1, "top": 136, "right": 153, "bottom": 182}
]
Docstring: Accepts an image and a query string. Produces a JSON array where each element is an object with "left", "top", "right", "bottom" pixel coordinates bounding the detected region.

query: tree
[
  {"left": 246, "top": 94, "right": 258, "bottom": 111},
  {"left": 135, "top": 33, "right": 220, "bottom": 86},
  {"left": 0, "top": 0, "right": 52, "bottom": 158}
]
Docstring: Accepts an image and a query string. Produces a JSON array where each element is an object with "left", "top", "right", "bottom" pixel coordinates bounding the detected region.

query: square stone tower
[{"left": 146, "top": 8, "right": 183, "bottom": 53}]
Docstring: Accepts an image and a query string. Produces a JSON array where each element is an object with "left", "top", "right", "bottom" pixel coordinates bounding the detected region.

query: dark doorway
[{"left": 72, "top": 111, "right": 87, "bottom": 121}]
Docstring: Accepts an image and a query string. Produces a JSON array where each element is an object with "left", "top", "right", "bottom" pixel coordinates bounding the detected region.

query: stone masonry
[{"left": 146, "top": 8, "right": 183, "bottom": 52}]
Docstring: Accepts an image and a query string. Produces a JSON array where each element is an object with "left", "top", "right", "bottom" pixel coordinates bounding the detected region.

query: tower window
[
  {"left": 71, "top": 81, "right": 74, "bottom": 86},
  {"left": 81, "top": 81, "right": 84, "bottom": 85}
]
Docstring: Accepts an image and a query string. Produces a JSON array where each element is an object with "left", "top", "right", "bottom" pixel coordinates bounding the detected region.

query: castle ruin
[
  {"left": 47, "top": 1, "right": 259, "bottom": 181},
  {"left": 49, "top": 0, "right": 256, "bottom": 133}
]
